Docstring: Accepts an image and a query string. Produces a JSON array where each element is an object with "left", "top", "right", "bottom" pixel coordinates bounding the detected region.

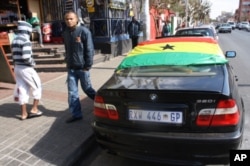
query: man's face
[{"left": 64, "top": 13, "right": 78, "bottom": 28}]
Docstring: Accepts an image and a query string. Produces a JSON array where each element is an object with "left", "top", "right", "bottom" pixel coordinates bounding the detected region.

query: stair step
[
  {"left": 34, "top": 64, "right": 67, "bottom": 72},
  {"left": 6, "top": 42, "right": 108, "bottom": 73},
  {"left": 36, "top": 58, "right": 65, "bottom": 65},
  {"left": 9, "top": 59, "right": 65, "bottom": 65},
  {"left": 33, "top": 54, "right": 64, "bottom": 59}
]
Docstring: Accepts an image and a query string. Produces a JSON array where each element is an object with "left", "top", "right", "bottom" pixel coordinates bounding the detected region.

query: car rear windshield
[
  {"left": 115, "top": 64, "right": 223, "bottom": 77},
  {"left": 176, "top": 28, "right": 212, "bottom": 36}
]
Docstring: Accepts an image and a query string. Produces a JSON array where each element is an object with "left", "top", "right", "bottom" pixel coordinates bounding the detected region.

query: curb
[{"left": 64, "top": 134, "right": 97, "bottom": 166}]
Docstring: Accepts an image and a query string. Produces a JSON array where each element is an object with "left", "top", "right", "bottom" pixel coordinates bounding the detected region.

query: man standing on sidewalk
[
  {"left": 26, "top": 11, "right": 44, "bottom": 48},
  {"left": 127, "top": 16, "right": 141, "bottom": 49},
  {"left": 11, "top": 21, "right": 43, "bottom": 120},
  {"left": 62, "top": 11, "right": 96, "bottom": 123}
]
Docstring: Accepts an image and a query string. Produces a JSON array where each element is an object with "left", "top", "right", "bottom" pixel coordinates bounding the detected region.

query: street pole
[
  {"left": 16, "top": 0, "right": 21, "bottom": 20},
  {"left": 144, "top": 0, "right": 150, "bottom": 40},
  {"left": 185, "top": 0, "right": 188, "bottom": 27}
]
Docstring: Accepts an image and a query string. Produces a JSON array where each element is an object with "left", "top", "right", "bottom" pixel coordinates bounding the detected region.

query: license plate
[{"left": 129, "top": 109, "right": 183, "bottom": 124}]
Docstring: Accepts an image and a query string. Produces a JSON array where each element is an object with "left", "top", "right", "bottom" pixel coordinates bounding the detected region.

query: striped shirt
[{"left": 11, "top": 33, "right": 35, "bottom": 66}]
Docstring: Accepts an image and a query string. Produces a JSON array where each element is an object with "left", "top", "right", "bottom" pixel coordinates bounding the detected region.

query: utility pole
[
  {"left": 144, "top": 0, "right": 150, "bottom": 40},
  {"left": 185, "top": 0, "right": 188, "bottom": 27}
]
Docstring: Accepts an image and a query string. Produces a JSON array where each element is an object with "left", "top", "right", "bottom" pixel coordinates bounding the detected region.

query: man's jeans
[
  {"left": 67, "top": 69, "right": 96, "bottom": 118},
  {"left": 32, "top": 27, "right": 43, "bottom": 45}
]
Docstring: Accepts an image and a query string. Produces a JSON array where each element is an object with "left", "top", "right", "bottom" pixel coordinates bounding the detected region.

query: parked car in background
[
  {"left": 227, "top": 21, "right": 236, "bottom": 30},
  {"left": 244, "top": 23, "right": 250, "bottom": 32},
  {"left": 92, "top": 36, "right": 245, "bottom": 166},
  {"left": 217, "top": 23, "right": 232, "bottom": 33},
  {"left": 215, "top": 23, "right": 221, "bottom": 29},
  {"left": 246, "top": 25, "right": 250, "bottom": 32},
  {"left": 174, "top": 25, "right": 219, "bottom": 40},
  {"left": 200, "top": 24, "right": 218, "bottom": 37},
  {"left": 236, "top": 22, "right": 241, "bottom": 29},
  {"left": 238, "top": 21, "right": 250, "bottom": 30}
]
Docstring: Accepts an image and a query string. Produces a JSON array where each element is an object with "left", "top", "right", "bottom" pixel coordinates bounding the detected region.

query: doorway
[{"left": 19, "top": 0, "right": 28, "bottom": 19}]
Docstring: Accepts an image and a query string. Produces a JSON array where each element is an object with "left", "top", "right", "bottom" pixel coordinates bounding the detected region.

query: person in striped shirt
[{"left": 11, "top": 21, "right": 43, "bottom": 120}]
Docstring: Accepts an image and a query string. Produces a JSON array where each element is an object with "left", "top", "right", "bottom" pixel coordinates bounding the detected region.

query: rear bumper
[
  {"left": 92, "top": 122, "right": 243, "bottom": 165},
  {"left": 219, "top": 29, "right": 231, "bottom": 32}
]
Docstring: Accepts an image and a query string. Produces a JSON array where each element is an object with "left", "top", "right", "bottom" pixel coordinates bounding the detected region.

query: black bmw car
[{"left": 92, "top": 37, "right": 245, "bottom": 165}]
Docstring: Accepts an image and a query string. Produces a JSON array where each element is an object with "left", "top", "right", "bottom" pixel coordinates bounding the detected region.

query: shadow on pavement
[{"left": 0, "top": 97, "right": 95, "bottom": 166}]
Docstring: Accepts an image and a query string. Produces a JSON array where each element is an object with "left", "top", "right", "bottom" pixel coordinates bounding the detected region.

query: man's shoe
[
  {"left": 65, "top": 117, "right": 82, "bottom": 123},
  {"left": 28, "top": 111, "right": 43, "bottom": 119}
]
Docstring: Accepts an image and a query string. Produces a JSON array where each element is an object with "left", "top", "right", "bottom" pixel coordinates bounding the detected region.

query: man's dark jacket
[
  {"left": 62, "top": 25, "right": 94, "bottom": 70},
  {"left": 127, "top": 20, "right": 141, "bottom": 38}
]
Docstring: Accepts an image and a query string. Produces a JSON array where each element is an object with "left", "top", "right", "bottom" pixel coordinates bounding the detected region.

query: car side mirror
[{"left": 225, "top": 51, "right": 236, "bottom": 58}]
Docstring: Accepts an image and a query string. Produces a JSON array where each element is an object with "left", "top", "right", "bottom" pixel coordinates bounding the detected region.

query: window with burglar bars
[{"left": 42, "top": 0, "right": 75, "bottom": 22}]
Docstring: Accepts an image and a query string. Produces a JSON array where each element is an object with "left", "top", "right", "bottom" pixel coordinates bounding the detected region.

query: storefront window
[{"left": 41, "top": 0, "right": 65, "bottom": 22}]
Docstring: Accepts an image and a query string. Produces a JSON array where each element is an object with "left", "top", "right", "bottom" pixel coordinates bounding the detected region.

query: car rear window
[
  {"left": 221, "top": 23, "right": 230, "bottom": 26},
  {"left": 176, "top": 28, "right": 212, "bottom": 36},
  {"left": 116, "top": 65, "right": 222, "bottom": 77}
]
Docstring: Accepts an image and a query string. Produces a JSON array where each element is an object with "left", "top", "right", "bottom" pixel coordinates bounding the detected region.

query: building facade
[
  {"left": 1, "top": 0, "right": 175, "bottom": 55},
  {"left": 239, "top": 0, "right": 250, "bottom": 22}
]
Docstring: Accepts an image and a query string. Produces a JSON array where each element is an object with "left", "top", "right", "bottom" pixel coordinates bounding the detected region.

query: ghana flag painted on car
[{"left": 117, "top": 37, "right": 228, "bottom": 70}]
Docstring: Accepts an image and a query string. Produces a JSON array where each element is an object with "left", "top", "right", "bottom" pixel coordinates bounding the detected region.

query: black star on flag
[{"left": 161, "top": 44, "right": 175, "bottom": 50}]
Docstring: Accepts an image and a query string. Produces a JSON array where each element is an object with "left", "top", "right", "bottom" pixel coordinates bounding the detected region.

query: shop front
[
  {"left": 89, "top": 0, "right": 131, "bottom": 56},
  {"left": 39, "top": 0, "right": 145, "bottom": 56},
  {"left": 0, "top": 0, "right": 18, "bottom": 47},
  {"left": 0, "top": 0, "right": 39, "bottom": 45},
  {"left": 0, "top": 0, "right": 147, "bottom": 55},
  {"left": 0, "top": 0, "right": 30, "bottom": 83}
]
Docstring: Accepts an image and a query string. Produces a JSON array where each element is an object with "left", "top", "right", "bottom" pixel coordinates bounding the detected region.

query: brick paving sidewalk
[{"left": 0, "top": 55, "right": 125, "bottom": 166}]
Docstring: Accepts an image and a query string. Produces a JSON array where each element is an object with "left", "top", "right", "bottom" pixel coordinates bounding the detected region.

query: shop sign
[
  {"left": 109, "top": 0, "right": 126, "bottom": 10},
  {"left": 86, "top": 0, "right": 94, "bottom": 8},
  {"left": 86, "top": 0, "right": 95, "bottom": 13}
]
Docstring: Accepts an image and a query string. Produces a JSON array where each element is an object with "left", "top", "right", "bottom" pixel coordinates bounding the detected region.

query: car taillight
[
  {"left": 93, "top": 95, "right": 119, "bottom": 120},
  {"left": 196, "top": 99, "right": 240, "bottom": 126}
]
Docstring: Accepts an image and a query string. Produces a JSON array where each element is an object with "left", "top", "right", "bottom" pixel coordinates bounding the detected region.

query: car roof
[
  {"left": 176, "top": 26, "right": 211, "bottom": 30},
  {"left": 117, "top": 37, "right": 227, "bottom": 70},
  {"left": 175, "top": 26, "right": 217, "bottom": 37},
  {"left": 199, "top": 24, "right": 216, "bottom": 28}
]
